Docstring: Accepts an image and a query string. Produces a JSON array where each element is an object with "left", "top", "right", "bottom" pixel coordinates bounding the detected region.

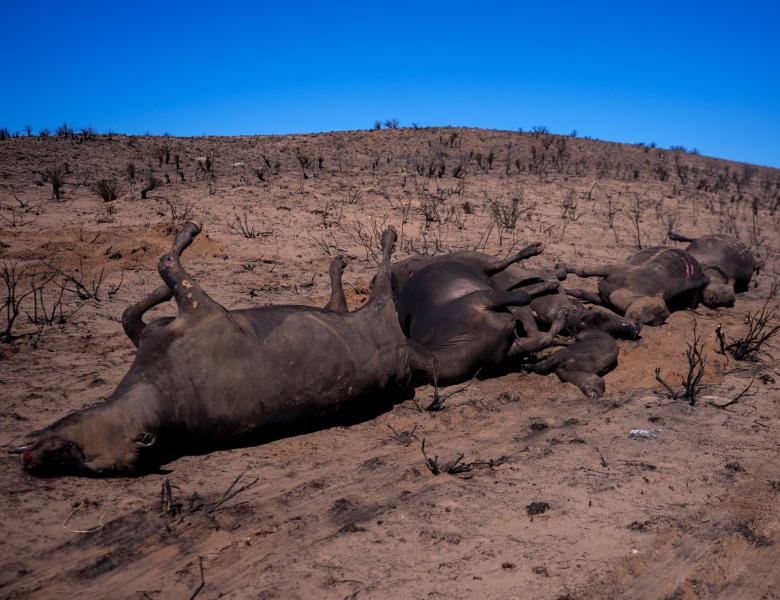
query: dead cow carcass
[{"left": 9, "top": 219, "right": 411, "bottom": 475}]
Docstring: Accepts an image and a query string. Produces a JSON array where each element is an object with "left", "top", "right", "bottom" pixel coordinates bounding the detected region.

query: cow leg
[
  {"left": 550, "top": 264, "right": 569, "bottom": 280},
  {"left": 522, "top": 350, "right": 568, "bottom": 374},
  {"left": 468, "top": 281, "right": 558, "bottom": 309},
  {"left": 509, "top": 310, "right": 567, "bottom": 354},
  {"left": 157, "top": 218, "right": 223, "bottom": 319},
  {"left": 323, "top": 255, "right": 348, "bottom": 312},
  {"left": 475, "top": 280, "right": 559, "bottom": 311},
  {"left": 121, "top": 285, "right": 173, "bottom": 348},
  {"left": 482, "top": 242, "right": 544, "bottom": 276},
  {"left": 668, "top": 232, "right": 697, "bottom": 243},
  {"left": 511, "top": 306, "right": 541, "bottom": 339},
  {"left": 565, "top": 288, "right": 604, "bottom": 305},
  {"left": 556, "top": 262, "right": 614, "bottom": 279},
  {"left": 365, "top": 227, "right": 397, "bottom": 305}
]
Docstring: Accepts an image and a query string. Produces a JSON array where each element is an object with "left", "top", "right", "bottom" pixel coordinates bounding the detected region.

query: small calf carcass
[{"left": 523, "top": 330, "right": 619, "bottom": 398}]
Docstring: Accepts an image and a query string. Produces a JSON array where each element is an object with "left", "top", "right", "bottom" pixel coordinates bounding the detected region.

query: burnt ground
[{"left": 1, "top": 127, "right": 779, "bottom": 599}]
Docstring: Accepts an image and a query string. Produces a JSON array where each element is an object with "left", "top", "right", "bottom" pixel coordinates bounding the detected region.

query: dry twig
[
  {"left": 207, "top": 472, "right": 259, "bottom": 513},
  {"left": 62, "top": 501, "right": 104, "bottom": 533}
]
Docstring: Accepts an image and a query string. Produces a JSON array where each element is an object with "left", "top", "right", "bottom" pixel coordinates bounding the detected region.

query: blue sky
[{"left": 2, "top": 1, "right": 778, "bottom": 167}]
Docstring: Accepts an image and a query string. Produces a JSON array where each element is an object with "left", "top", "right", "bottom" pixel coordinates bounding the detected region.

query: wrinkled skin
[
  {"left": 523, "top": 330, "right": 619, "bottom": 398},
  {"left": 9, "top": 220, "right": 411, "bottom": 476},
  {"left": 562, "top": 247, "right": 709, "bottom": 326},
  {"left": 398, "top": 260, "right": 559, "bottom": 386},
  {"left": 669, "top": 232, "right": 761, "bottom": 308}
]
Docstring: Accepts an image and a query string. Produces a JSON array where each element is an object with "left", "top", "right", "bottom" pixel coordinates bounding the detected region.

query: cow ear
[{"left": 133, "top": 432, "right": 156, "bottom": 447}]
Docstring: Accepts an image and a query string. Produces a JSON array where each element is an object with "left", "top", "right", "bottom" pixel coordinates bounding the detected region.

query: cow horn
[{"left": 7, "top": 444, "right": 31, "bottom": 454}]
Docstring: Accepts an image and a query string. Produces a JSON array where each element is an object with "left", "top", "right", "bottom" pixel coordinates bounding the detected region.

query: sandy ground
[{"left": 1, "top": 127, "right": 779, "bottom": 599}]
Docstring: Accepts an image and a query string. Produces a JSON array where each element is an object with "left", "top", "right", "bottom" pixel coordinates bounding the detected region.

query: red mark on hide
[{"left": 22, "top": 439, "right": 43, "bottom": 465}]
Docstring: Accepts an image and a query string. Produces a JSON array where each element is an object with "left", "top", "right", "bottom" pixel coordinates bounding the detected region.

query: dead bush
[
  {"left": 90, "top": 179, "right": 123, "bottom": 202},
  {"left": 44, "top": 165, "right": 66, "bottom": 200}
]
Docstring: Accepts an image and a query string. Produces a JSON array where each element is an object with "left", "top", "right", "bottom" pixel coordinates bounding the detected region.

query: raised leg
[
  {"left": 473, "top": 280, "right": 558, "bottom": 311},
  {"left": 668, "top": 232, "right": 697, "bottom": 243},
  {"left": 365, "top": 227, "right": 397, "bottom": 305},
  {"left": 525, "top": 280, "right": 560, "bottom": 298},
  {"left": 121, "top": 285, "right": 173, "bottom": 347},
  {"left": 323, "top": 255, "right": 348, "bottom": 313},
  {"left": 157, "top": 218, "right": 223, "bottom": 319},
  {"left": 482, "top": 242, "right": 544, "bottom": 276}
]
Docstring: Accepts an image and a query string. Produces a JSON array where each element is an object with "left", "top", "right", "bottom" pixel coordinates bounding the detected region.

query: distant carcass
[
  {"left": 560, "top": 247, "right": 708, "bottom": 326},
  {"left": 669, "top": 232, "right": 761, "bottom": 307}
]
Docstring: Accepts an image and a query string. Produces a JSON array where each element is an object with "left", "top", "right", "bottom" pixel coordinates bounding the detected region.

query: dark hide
[
  {"left": 513, "top": 268, "right": 641, "bottom": 340},
  {"left": 391, "top": 243, "right": 544, "bottom": 291},
  {"left": 562, "top": 247, "right": 709, "bottom": 326},
  {"left": 394, "top": 247, "right": 562, "bottom": 350},
  {"left": 523, "top": 330, "right": 619, "bottom": 398},
  {"left": 397, "top": 260, "right": 559, "bottom": 386},
  {"left": 669, "top": 232, "right": 761, "bottom": 307},
  {"left": 396, "top": 251, "right": 640, "bottom": 341},
  {"left": 323, "top": 255, "right": 349, "bottom": 313},
  {"left": 11, "top": 221, "right": 411, "bottom": 476}
]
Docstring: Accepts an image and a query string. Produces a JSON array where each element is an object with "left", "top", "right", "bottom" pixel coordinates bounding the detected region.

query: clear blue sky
[{"left": 2, "top": 1, "right": 778, "bottom": 167}]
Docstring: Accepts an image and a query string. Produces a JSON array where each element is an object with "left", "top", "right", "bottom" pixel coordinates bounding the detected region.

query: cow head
[
  {"left": 578, "top": 374, "right": 606, "bottom": 398},
  {"left": 9, "top": 388, "right": 160, "bottom": 476},
  {"left": 701, "top": 282, "right": 735, "bottom": 308},
  {"left": 625, "top": 296, "right": 669, "bottom": 326},
  {"left": 577, "top": 309, "right": 642, "bottom": 339}
]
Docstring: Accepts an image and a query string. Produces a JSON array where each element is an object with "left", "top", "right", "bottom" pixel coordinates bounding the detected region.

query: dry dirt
[{"left": 1, "top": 128, "right": 779, "bottom": 599}]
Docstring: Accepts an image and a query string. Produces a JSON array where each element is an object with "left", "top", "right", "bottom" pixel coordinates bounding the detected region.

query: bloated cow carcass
[
  {"left": 669, "top": 232, "right": 761, "bottom": 308},
  {"left": 560, "top": 247, "right": 709, "bottom": 326},
  {"left": 9, "top": 219, "right": 411, "bottom": 476},
  {"left": 393, "top": 244, "right": 561, "bottom": 351},
  {"left": 397, "top": 258, "right": 559, "bottom": 386}
]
